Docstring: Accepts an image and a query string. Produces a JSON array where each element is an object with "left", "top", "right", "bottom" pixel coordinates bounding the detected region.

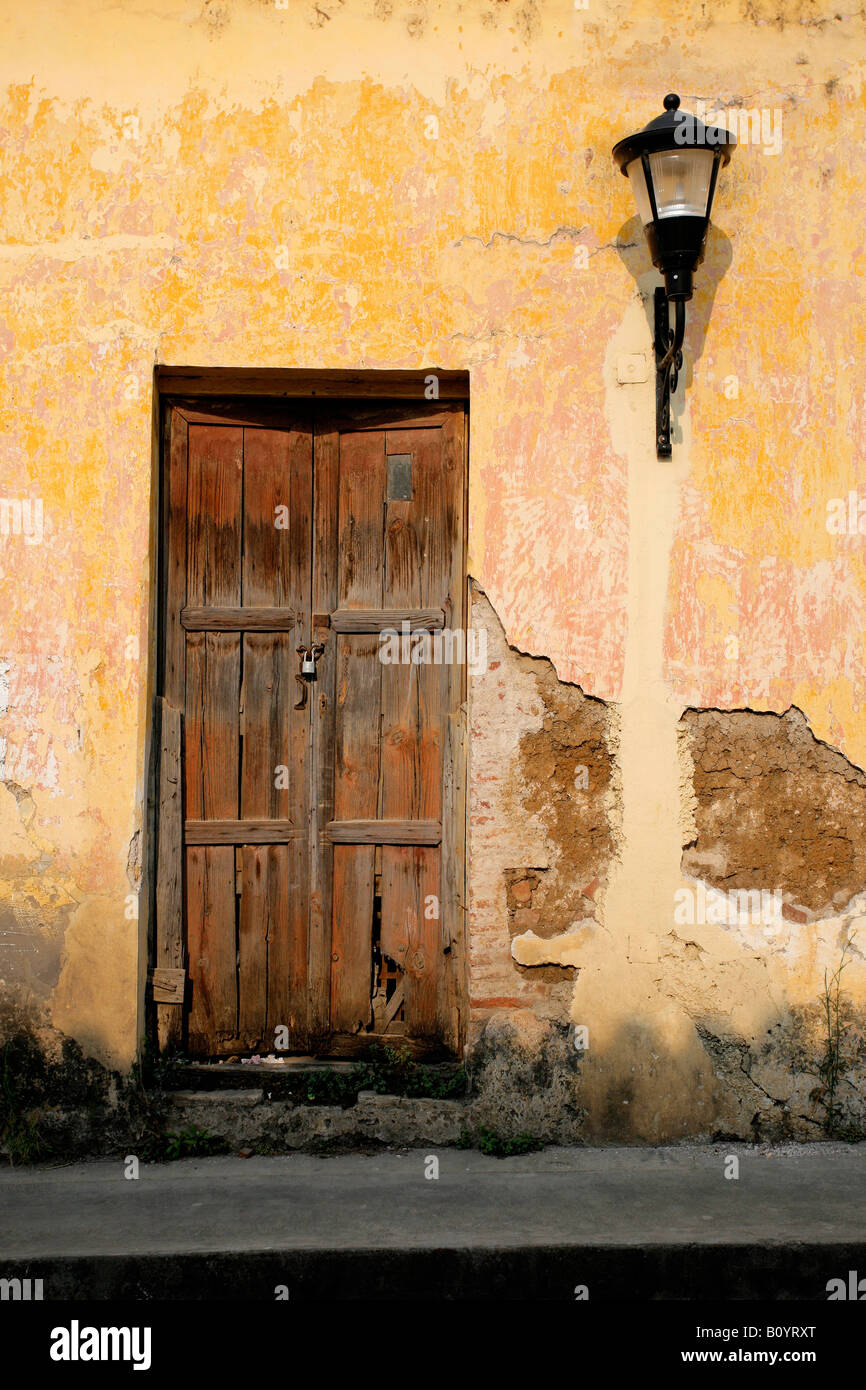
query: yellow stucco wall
[{"left": 1, "top": 0, "right": 865, "bottom": 1097}]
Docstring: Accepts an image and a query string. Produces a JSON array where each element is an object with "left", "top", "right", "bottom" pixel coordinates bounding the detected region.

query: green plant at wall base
[
  {"left": 162, "top": 1125, "right": 227, "bottom": 1160},
  {"left": 124, "top": 1036, "right": 176, "bottom": 1161},
  {"left": 811, "top": 932, "right": 858, "bottom": 1137},
  {"left": 298, "top": 1045, "right": 467, "bottom": 1105},
  {"left": 477, "top": 1128, "right": 543, "bottom": 1158},
  {"left": 303, "top": 1068, "right": 360, "bottom": 1104},
  {"left": 0, "top": 1042, "right": 52, "bottom": 1165},
  {"left": 457, "top": 1126, "right": 544, "bottom": 1158}
]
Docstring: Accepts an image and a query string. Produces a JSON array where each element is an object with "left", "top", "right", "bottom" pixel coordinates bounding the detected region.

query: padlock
[{"left": 301, "top": 649, "right": 317, "bottom": 677}]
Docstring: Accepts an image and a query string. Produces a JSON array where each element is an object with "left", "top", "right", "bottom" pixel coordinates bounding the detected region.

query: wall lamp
[{"left": 612, "top": 94, "right": 736, "bottom": 458}]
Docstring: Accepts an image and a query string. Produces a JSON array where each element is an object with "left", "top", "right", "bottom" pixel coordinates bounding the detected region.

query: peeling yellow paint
[{"left": 1, "top": 0, "right": 864, "bottom": 1110}]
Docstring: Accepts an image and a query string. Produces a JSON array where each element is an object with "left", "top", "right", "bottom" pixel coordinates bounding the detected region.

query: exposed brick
[{"left": 513, "top": 907, "right": 540, "bottom": 932}]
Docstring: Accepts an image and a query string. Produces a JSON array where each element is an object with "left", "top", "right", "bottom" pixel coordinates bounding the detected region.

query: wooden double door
[{"left": 155, "top": 399, "right": 466, "bottom": 1059}]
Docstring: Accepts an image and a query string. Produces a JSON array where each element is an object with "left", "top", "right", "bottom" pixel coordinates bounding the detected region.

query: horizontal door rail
[
  {"left": 327, "top": 819, "right": 442, "bottom": 846},
  {"left": 330, "top": 608, "right": 445, "bottom": 633},
  {"left": 185, "top": 819, "right": 299, "bottom": 845},
  {"left": 157, "top": 367, "right": 470, "bottom": 399},
  {"left": 181, "top": 607, "right": 300, "bottom": 631},
  {"left": 181, "top": 606, "right": 446, "bottom": 634}
]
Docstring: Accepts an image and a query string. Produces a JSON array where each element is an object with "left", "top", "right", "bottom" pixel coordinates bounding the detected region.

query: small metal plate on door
[{"left": 387, "top": 453, "right": 412, "bottom": 500}]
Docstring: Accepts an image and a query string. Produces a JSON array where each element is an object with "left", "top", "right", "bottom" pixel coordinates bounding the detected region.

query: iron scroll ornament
[{"left": 655, "top": 288, "right": 685, "bottom": 459}]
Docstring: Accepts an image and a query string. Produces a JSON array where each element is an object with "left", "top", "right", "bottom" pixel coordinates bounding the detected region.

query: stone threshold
[{"left": 165, "top": 1059, "right": 464, "bottom": 1092}]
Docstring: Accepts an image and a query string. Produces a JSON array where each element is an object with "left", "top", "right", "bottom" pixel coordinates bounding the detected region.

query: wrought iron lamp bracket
[{"left": 654, "top": 287, "right": 685, "bottom": 460}]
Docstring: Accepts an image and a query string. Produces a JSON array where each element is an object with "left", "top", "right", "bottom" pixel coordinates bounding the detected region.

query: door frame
[{"left": 147, "top": 368, "right": 470, "bottom": 1060}]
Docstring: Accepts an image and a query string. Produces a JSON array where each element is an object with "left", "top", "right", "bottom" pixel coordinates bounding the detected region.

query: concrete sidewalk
[{"left": 1, "top": 1143, "right": 864, "bottom": 1299}]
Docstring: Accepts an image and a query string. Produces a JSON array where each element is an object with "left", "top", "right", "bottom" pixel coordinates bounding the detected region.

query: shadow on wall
[
  {"left": 1, "top": 979, "right": 865, "bottom": 1159},
  {"left": 467, "top": 988, "right": 866, "bottom": 1147},
  {"left": 615, "top": 214, "right": 734, "bottom": 448}
]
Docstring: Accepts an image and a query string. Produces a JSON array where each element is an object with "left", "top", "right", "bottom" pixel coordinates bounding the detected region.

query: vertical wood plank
[
  {"left": 241, "top": 426, "right": 310, "bottom": 822},
  {"left": 186, "top": 425, "right": 243, "bottom": 608},
  {"left": 242, "top": 425, "right": 310, "bottom": 608},
  {"left": 309, "top": 425, "right": 339, "bottom": 1043},
  {"left": 441, "top": 702, "right": 467, "bottom": 1052},
  {"left": 184, "top": 426, "right": 243, "bottom": 823},
  {"left": 241, "top": 425, "right": 312, "bottom": 1048},
  {"left": 382, "top": 846, "right": 441, "bottom": 1034},
  {"left": 238, "top": 844, "right": 289, "bottom": 1046},
  {"left": 159, "top": 407, "right": 189, "bottom": 1055},
  {"left": 184, "top": 633, "right": 240, "bottom": 820},
  {"left": 328, "top": 430, "right": 385, "bottom": 1035},
  {"left": 186, "top": 845, "right": 237, "bottom": 1053},
  {"left": 240, "top": 634, "right": 290, "bottom": 820},
  {"left": 156, "top": 699, "right": 184, "bottom": 1050},
  {"left": 184, "top": 426, "right": 243, "bottom": 1051},
  {"left": 439, "top": 407, "right": 468, "bottom": 1051},
  {"left": 329, "top": 633, "right": 382, "bottom": 1033},
  {"left": 381, "top": 425, "right": 445, "bottom": 821},
  {"left": 282, "top": 836, "right": 309, "bottom": 1043},
  {"left": 380, "top": 426, "right": 447, "bottom": 1037},
  {"left": 238, "top": 845, "right": 267, "bottom": 1045},
  {"left": 164, "top": 408, "right": 188, "bottom": 710}
]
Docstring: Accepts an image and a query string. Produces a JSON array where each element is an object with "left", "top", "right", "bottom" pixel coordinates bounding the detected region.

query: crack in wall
[{"left": 452, "top": 224, "right": 584, "bottom": 251}]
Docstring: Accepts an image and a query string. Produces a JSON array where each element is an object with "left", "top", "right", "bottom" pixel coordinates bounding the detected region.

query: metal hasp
[
  {"left": 294, "top": 642, "right": 325, "bottom": 709},
  {"left": 655, "top": 288, "right": 685, "bottom": 459},
  {"left": 612, "top": 94, "right": 736, "bottom": 458}
]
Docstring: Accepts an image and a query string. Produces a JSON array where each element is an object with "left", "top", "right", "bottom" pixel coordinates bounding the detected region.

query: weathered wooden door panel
[
  {"left": 380, "top": 426, "right": 447, "bottom": 1041},
  {"left": 315, "top": 409, "right": 465, "bottom": 1052},
  {"left": 329, "top": 430, "right": 386, "bottom": 1034},
  {"left": 239, "top": 427, "right": 312, "bottom": 1046},
  {"left": 157, "top": 400, "right": 466, "bottom": 1059},
  {"left": 184, "top": 425, "right": 243, "bottom": 1053},
  {"left": 162, "top": 412, "right": 312, "bottom": 1056}
]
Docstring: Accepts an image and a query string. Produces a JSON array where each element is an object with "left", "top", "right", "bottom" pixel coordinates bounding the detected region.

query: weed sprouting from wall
[{"left": 812, "top": 932, "right": 860, "bottom": 1137}]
